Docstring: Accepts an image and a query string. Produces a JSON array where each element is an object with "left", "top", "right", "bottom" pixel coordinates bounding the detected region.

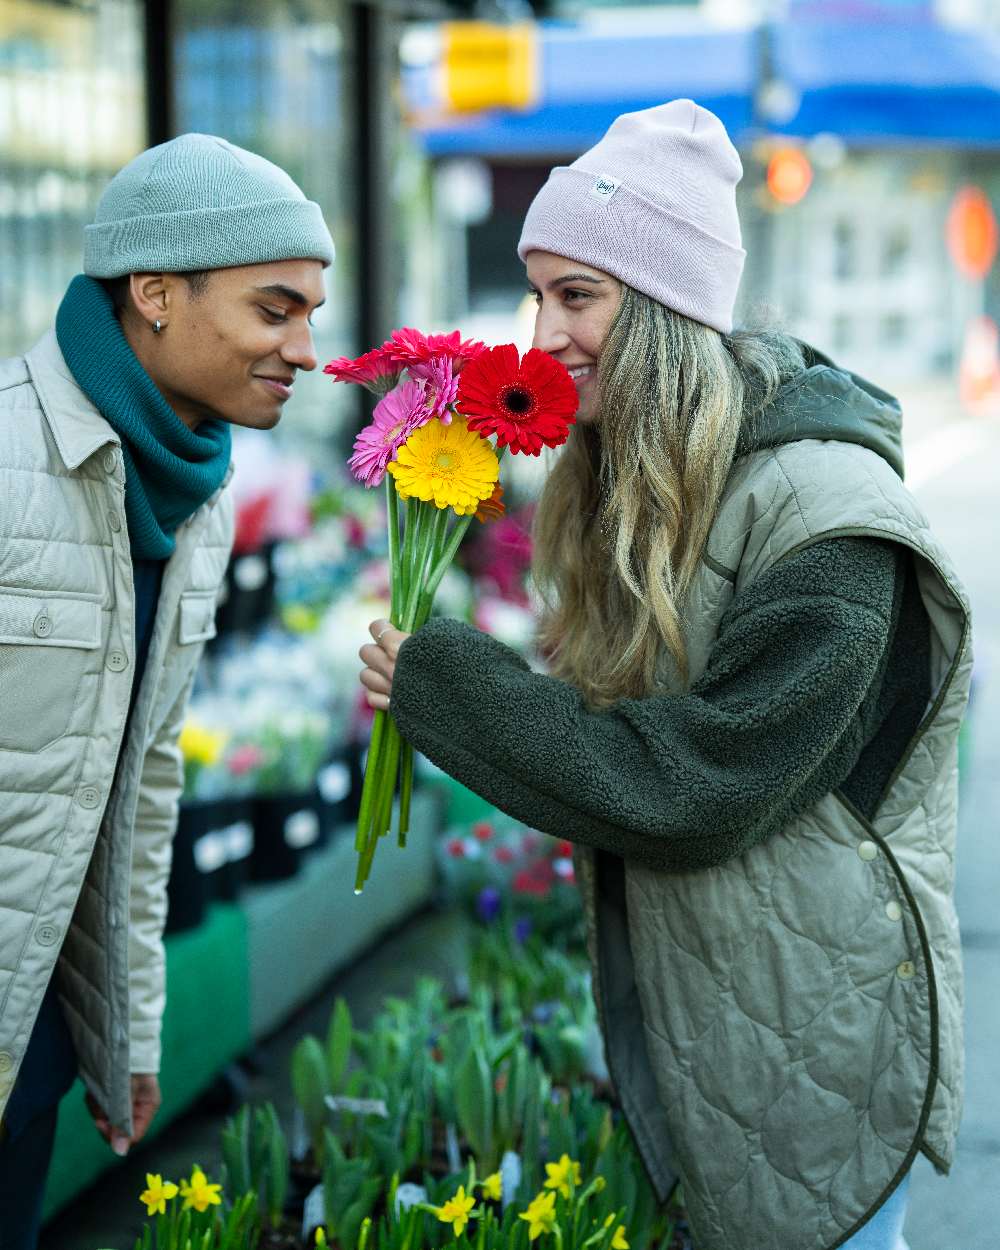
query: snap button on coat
[
  {"left": 886, "top": 900, "right": 903, "bottom": 922},
  {"left": 102, "top": 449, "right": 117, "bottom": 473},
  {"left": 77, "top": 786, "right": 101, "bottom": 809},
  {"left": 109, "top": 511, "right": 122, "bottom": 533},
  {"left": 0, "top": 1051, "right": 13, "bottom": 1073},
  {"left": 858, "top": 839, "right": 878, "bottom": 861},
  {"left": 897, "top": 960, "right": 916, "bottom": 980}
]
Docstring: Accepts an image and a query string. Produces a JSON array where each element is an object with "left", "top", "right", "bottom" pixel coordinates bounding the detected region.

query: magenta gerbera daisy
[
  {"left": 324, "top": 346, "right": 403, "bottom": 396},
  {"left": 348, "top": 380, "right": 433, "bottom": 487},
  {"left": 455, "top": 344, "right": 578, "bottom": 455},
  {"left": 409, "top": 354, "right": 460, "bottom": 424},
  {"left": 384, "top": 327, "right": 487, "bottom": 372}
]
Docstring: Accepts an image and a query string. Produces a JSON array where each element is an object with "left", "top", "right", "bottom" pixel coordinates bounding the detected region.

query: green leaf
[
  {"left": 326, "top": 997, "right": 354, "bottom": 1093},
  {"left": 292, "top": 1034, "right": 332, "bottom": 1166},
  {"left": 264, "top": 1104, "right": 290, "bottom": 1226},
  {"left": 454, "top": 1042, "right": 494, "bottom": 1171}
]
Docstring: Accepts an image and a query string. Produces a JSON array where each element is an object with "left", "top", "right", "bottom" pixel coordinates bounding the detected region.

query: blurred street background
[{"left": 2, "top": 0, "right": 999, "bottom": 1247}]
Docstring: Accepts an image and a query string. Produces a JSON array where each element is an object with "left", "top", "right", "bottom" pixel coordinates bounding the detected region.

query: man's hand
[
  {"left": 359, "top": 618, "right": 411, "bottom": 711},
  {"left": 85, "top": 1073, "right": 161, "bottom": 1156}
]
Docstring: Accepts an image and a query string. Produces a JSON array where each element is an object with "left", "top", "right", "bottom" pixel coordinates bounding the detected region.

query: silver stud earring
[{"left": 152, "top": 319, "right": 163, "bottom": 334}]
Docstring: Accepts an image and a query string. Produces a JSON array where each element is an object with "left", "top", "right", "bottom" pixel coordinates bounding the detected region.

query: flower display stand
[{"left": 245, "top": 789, "right": 439, "bottom": 1038}]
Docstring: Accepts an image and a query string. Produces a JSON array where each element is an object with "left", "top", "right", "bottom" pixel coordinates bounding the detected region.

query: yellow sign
[{"left": 443, "top": 22, "right": 539, "bottom": 114}]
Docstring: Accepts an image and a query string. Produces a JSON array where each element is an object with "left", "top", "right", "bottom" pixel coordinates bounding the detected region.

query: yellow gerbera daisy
[{"left": 388, "top": 416, "right": 499, "bottom": 515}]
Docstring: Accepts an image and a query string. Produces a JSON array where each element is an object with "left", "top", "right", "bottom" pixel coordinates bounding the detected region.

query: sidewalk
[{"left": 900, "top": 383, "right": 1000, "bottom": 1250}]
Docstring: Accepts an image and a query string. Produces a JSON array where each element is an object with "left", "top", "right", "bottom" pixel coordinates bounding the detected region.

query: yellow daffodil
[
  {"left": 611, "top": 1226, "right": 629, "bottom": 1250},
  {"left": 178, "top": 721, "right": 228, "bottom": 766},
  {"left": 481, "top": 1171, "right": 503, "bottom": 1201},
  {"left": 178, "top": 1165, "right": 223, "bottom": 1213},
  {"left": 139, "top": 1173, "right": 178, "bottom": 1216},
  {"left": 314, "top": 1228, "right": 328, "bottom": 1247},
  {"left": 433, "top": 1184, "right": 476, "bottom": 1237},
  {"left": 543, "top": 1154, "right": 582, "bottom": 1200},
  {"left": 519, "top": 1190, "right": 557, "bottom": 1240},
  {"left": 388, "top": 416, "right": 500, "bottom": 515}
]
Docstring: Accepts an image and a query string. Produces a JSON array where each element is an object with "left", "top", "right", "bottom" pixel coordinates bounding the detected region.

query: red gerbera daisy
[
  {"left": 384, "top": 327, "right": 487, "bottom": 372},
  {"left": 323, "top": 346, "right": 402, "bottom": 395},
  {"left": 456, "top": 345, "right": 578, "bottom": 456}
]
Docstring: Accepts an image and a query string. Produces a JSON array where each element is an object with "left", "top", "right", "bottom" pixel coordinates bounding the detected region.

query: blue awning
[
  {"left": 770, "top": 20, "right": 1000, "bottom": 145},
  {"left": 406, "top": 25, "right": 756, "bottom": 158},
  {"left": 405, "top": 18, "right": 1000, "bottom": 157}
]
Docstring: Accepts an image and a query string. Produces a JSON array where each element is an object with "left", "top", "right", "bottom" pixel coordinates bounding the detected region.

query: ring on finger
[{"left": 375, "top": 625, "right": 392, "bottom": 643}]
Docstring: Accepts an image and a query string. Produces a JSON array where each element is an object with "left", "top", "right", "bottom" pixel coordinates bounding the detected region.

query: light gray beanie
[
  {"left": 84, "top": 133, "right": 335, "bottom": 277},
  {"left": 517, "top": 99, "right": 745, "bottom": 334}
]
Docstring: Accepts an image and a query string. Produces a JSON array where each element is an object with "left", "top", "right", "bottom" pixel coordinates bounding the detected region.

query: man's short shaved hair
[{"left": 99, "top": 270, "right": 212, "bottom": 312}]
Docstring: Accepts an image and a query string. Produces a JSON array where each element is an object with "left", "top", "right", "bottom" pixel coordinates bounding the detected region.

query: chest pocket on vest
[
  {"left": 0, "top": 591, "right": 101, "bottom": 752},
  {"left": 178, "top": 591, "right": 218, "bottom": 645}
]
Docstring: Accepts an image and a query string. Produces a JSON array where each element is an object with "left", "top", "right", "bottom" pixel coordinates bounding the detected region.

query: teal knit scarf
[{"left": 56, "top": 274, "right": 232, "bottom": 560}]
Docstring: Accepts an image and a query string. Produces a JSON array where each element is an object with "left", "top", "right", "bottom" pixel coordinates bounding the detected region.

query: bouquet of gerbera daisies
[{"left": 325, "top": 328, "right": 578, "bottom": 891}]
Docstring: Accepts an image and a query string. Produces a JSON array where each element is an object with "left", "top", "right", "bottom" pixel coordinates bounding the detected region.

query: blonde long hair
[{"left": 531, "top": 286, "right": 804, "bottom": 706}]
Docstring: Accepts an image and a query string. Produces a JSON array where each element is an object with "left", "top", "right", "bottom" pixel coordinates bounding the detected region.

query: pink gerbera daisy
[
  {"left": 348, "top": 381, "right": 433, "bottom": 487},
  {"left": 324, "top": 346, "right": 403, "bottom": 396},
  {"left": 409, "top": 354, "right": 460, "bottom": 423},
  {"left": 384, "top": 327, "right": 487, "bottom": 372}
]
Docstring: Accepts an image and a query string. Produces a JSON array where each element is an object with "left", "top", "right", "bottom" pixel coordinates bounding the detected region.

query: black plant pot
[
  {"left": 193, "top": 797, "right": 255, "bottom": 902},
  {"left": 249, "top": 790, "right": 323, "bottom": 882},
  {"left": 166, "top": 805, "right": 208, "bottom": 934},
  {"left": 214, "top": 544, "right": 276, "bottom": 639},
  {"left": 167, "top": 798, "right": 256, "bottom": 931},
  {"left": 315, "top": 744, "right": 362, "bottom": 837}
]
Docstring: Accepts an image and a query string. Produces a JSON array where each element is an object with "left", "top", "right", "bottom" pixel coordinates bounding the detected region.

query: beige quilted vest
[
  {"left": 578, "top": 437, "right": 972, "bottom": 1250},
  {"left": 0, "top": 332, "right": 233, "bottom": 1133}
]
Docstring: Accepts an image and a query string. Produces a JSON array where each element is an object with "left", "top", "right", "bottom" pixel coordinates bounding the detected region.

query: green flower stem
[
  {"left": 355, "top": 708, "right": 387, "bottom": 852},
  {"left": 397, "top": 739, "right": 413, "bottom": 845},
  {"left": 417, "top": 511, "right": 475, "bottom": 623},
  {"left": 374, "top": 723, "right": 402, "bottom": 842},
  {"left": 355, "top": 718, "right": 399, "bottom": 890},
  {"left": 386, "top": 478, "right": 402, "bottom": 620},
  {"left": 404, "top": 497, "right": 429, "bottom": 599},
  {"left": 401, "top": 504, "right": 436, "bottom": 630}
]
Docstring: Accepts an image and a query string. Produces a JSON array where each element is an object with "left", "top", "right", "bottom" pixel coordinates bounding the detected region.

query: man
[{"left": 0, "top": 133, "right": 333, "bottom": 1248}]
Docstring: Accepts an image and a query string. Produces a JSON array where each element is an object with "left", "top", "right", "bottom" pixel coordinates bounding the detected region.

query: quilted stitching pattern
[
  {"left": 582, "top": 440, "right": 972, "bottom": 1250},
  {"left": 0, "top": 338, "right": 233, "bottom": 1130}
]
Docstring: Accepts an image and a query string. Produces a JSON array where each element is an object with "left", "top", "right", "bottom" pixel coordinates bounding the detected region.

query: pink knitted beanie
[{"left": 517, "top": 99, "right": 746, "bottom": 334}]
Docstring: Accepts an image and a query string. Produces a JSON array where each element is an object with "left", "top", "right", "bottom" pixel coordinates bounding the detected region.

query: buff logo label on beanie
[{"left": 590, "top": 175, "right": 621, "bottom": 203}]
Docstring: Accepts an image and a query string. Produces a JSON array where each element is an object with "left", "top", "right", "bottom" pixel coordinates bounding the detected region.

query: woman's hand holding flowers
[{"left": 359, "top": 618, "right": 411, "bottom": 711}]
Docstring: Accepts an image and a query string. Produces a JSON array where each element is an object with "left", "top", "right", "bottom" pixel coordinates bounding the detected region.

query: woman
[{"left": 359, "top": 100, "right": 971, "bottom": 1250}]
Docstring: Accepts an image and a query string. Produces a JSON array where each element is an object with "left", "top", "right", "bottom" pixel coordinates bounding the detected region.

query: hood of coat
[{"left": 737, "top": 340, "right": 905, "bottom": 480}]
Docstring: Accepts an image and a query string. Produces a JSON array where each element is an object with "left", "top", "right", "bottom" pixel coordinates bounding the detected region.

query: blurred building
[
  {"left": 402, "top": 1, "right": 1000, "bottom": 383},
  {"left": 0, "top": 0, "right": 411, "bottom": 443}
]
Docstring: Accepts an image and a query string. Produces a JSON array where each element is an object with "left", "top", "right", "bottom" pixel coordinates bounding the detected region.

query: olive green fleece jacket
[{"left": 389, "top": 536, "right": 930, "bottom": 872}]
